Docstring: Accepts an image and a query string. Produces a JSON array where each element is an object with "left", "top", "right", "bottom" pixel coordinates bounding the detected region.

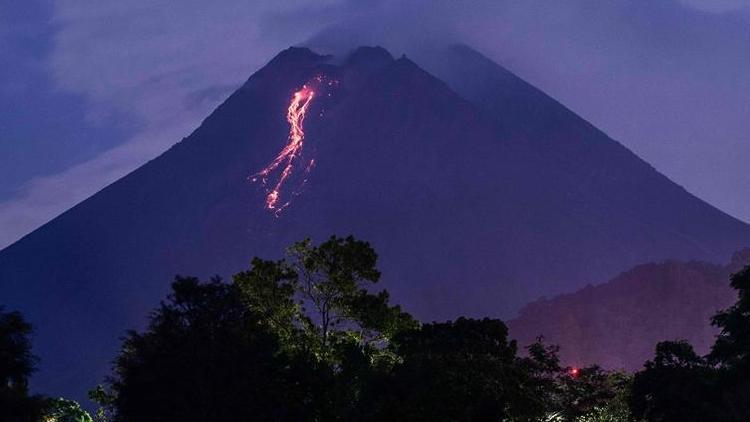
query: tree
[
  {"left": 286, "top": 236, "right": 416, "bottom": 354},
  {"left": 629, "top": 341, "right": 721, "bottom": 422},
  {"left": 556, "top": 367, "right": 630, "bottom": 420},
  {"left": 520, "top": 339, "right": 565, "bottom": 418},
  {"left": 234, "top": 236, "right": 418, "bottom": 368},
  {"left": 43, "top": 398, "right": 94, "bottom": 422},
  {"left": 104, "top": 236, "right": 418, "bottom": 421},
  {"left": 573, "top": 401, "right": 631, "bottom": 422},
  {"left": 708, "top": 265, "right": 750, "bottom": 419},
  {"left": 105, "top": 276, "right": 312, "bottom": 421},
  {"left": 629, "top": 265, "right": 750, "bottom": 422},
  {"left": 0, "top": 307, "right": 46, "bottom": 422},
  {"left": 88, "top": 385, "right": 115, "bottom": 422},
  {"left": 358, "top": 317, "right": 543, "bottom": 421},
  {"left": 521, "top": 338, "right": 631, "bottom": 422},
  {"left": 101, "top": 235, "right": 642, "bottom": 421},
  {"left": 711, "top": 265, "right": 750, "bottom": 367},
  {"left": 234, "top": 236, "right": 418, "bottom": 418}
]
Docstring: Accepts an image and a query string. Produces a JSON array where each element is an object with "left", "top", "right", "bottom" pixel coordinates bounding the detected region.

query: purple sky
[{"left": 1, "top": 0, "right": 749, "bottom": 249}]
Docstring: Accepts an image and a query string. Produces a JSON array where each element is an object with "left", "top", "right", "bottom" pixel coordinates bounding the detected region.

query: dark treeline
[
  {"left": 0, "top": 308, "right": 92, "bottom": 421},
  {"left": 3, "top": 236, "right": 750, "bottom": 421},
  {"left": 629, "top": 264, "right": 750, "bottom": 421}
]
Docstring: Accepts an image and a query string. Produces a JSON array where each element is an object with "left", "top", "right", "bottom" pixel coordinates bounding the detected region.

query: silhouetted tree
[
  {"left": 104, "top": 236, "right": 418, "bottom": 421},
  {"left": 629, "top": 340, "right": 720, "bottom": 421},
  {"left": 520, "top": 338, "right": 631, "bottom": 422},
  {"left": 556, "top": 366, "right": 631, "bottom": 420},
  {"left": 100, "top": 236, "right": 643, "bottom": 421},
  {"left": 629, "top": 265, "right": 750, "bottom": 422},
  {"left": 711, "top": 266, "right": 750, "bottom": 366},
  {"left": 709, "top": 265, "right": 750, "bottom": 419},
  {"left": 0, "top": 307, "right": 46, "bottom": 422},
  {"left": 234, "top": 235, "right": 418, "bottom": 418},
  {"left": 358, "top": 317, "right": 544, "bottom": 421},
  {"left": 105, "top": 276, "right": 315, "bottom": 421}
]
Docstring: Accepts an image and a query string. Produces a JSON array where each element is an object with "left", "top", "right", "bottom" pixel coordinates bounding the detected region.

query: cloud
[
  {"left": 678, "top": 0, "right": 750, "bottom": 13},
  {"left": 1, "top": 0, "right": 749, "bottom": 249},
  {"left": 0, "top": 0, "right": 344, "bottom": 249},
  {"left": 304, "top": 0, "right": 750, "bottom": 224},
  {"left": 0, "top": 117, "right": 193, "bottom": 247}
]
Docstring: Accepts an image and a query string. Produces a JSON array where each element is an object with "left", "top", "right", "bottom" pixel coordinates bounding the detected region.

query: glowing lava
[
  {"left": 252, "top": 83, "right": 316, "bottom": 214},
  {"left": 251, "top": 76, "right": 338, "bottom": 215}
]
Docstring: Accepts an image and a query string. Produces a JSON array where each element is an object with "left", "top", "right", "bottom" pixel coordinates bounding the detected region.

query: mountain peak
[
  {"left": 272, "top": 46, "right": 328, "bottom": 64},
  {"left": 345, "top": 46, "right": 394, "bottom": 67}
]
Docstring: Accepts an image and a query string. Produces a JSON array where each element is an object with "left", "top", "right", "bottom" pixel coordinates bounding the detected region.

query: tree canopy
[
  {"left": 93, "top": 236, "right": 630, "bottom": 421},
  {"left": 630, "top": 264, "right": 750, "bottom": 422},
  {"left": 18, "top": 235, "right": 731, "bottom": 421},
  {"left": 0, "top": 307, "right": 46, "bottom": 422}
]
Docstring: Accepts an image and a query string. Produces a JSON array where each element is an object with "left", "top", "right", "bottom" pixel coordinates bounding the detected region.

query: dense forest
[{"left": 3, "top": 236, "right": 750, "bottom": 421}]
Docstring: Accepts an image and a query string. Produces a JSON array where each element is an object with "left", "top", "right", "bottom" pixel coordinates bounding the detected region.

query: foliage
[
  {"left": 708, "top": 265, "right": 750, "bottom": 419},
  {"left": 572, "top": 372, "right": 631, "bottom": 422},
  {"left": 629, "top": 265, "right": 750, "bottom": 421},
  {"left": 360, "top": 317, "right": 542, "bottom": 421},
  {"left": 99, "top": 236, "right": 418, "bottom": 421},
  {"left": 557, "top": 367, "right": 630, "bottom": 420},
  {"left": 88, "top": 385, "right": 115, "bottom": 422},
  {"left": 43, "top": 398, "right": 94, "bottom": 422},
  {"left": 233, "top": 236, "right": 420, "bottom": 418},
  {"left": 106, "top": 276, "right": 314, "bottom": 421},
  {"left": 5, "top": 236, "right": 651, "bottom": 421},
  {"left": 573, "top": 403, "right": 631, "bottom": 422},
  {"left": 62, "top": 234, "right": 701, "bottom": 421},
  {"left": 629, "top": 341, "right": 719, "bottom": 421},
  {"left": 710, "top": 265, "right": 750, "bottom": 367},
  {"left": 21, "top": 239, "right": 750, "bottom": 421},
  {"left": 0, "top": 307, "right": 36, "bottom": 392},
  {"left": 520, "top": 338, "right": 632, "bottom": 422},
  {"left": 235, "top": 236, "right": 418, "bottom": 362},
  {"left": 0, "top": 307, "right": 46, "bottom": 422},
  {"left": 521, "top": 339, "right": 566, "bottom": 417}
]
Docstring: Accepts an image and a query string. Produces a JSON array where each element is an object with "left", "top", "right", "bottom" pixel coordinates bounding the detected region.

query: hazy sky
[{"left": 1, "top": 0, "right": 749, "bottom": 249}]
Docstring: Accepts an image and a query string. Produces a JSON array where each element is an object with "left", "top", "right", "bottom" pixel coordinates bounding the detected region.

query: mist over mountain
[{"left": 1, "top": 44, "right": 748, "bottom": 402}]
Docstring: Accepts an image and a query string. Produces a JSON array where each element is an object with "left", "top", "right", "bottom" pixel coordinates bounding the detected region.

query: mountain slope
[
  {"left": 1, "top": 45, "right": 748, "bottom": 401},
  {"left": 417, "top": 44, "right": 750, "bottom": 261},
  {"left": 413, "top": 43, "right": 750, "bottom": 296},
  {"left": 508, "top": 249, "right": 750, "bottom": 370}
]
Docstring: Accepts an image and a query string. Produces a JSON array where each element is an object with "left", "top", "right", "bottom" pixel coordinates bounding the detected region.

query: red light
[
  {"left": 251, "top": 76, "right": 340, "bottom": 215},
  {"left": 570, "top": 367, "right": 580, "bottom": 377},
  {"left": 251, "top": 82, "right": 316, "bottom": 214}
]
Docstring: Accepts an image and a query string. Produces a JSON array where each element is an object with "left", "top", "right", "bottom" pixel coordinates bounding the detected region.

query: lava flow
[
  {"left": 252, "top": 82, "right": 317, "bottom": 214},
  {"left": 251, "top": 76, "right": 339, "bottom": 214}
]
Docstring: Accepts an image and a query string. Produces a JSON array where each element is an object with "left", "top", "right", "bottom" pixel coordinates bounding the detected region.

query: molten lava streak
[{"left": 252, "top": 83, "right": 316, "bottom": 214}]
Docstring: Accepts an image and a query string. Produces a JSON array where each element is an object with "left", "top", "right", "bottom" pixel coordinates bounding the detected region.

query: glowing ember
[{"left": 252, "top": 82, "right": 316, "bottom": 214}]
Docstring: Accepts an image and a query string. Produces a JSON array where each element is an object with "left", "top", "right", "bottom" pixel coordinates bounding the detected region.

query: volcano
[{"left": 2, "top": 45, "right": 749, "bottom": 401}]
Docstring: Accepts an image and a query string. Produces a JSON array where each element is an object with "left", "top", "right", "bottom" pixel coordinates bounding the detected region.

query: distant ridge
[{"left": 508, "top": 249, "right": 750, "bottom": 371}]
